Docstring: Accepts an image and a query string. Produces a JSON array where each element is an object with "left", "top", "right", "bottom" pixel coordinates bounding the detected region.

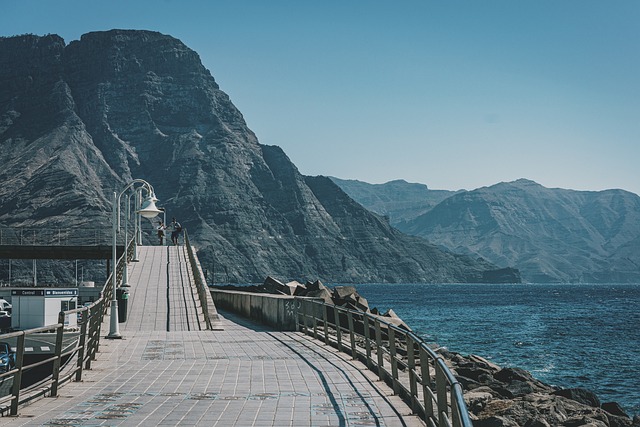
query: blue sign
[{"left": 45, "top": 289, "right": 78, "bottom": 297}]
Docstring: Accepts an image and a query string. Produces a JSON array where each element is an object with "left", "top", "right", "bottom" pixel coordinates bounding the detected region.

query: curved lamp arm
[{"left": 116, "top": 179, "right": 159, "bottom": 231}]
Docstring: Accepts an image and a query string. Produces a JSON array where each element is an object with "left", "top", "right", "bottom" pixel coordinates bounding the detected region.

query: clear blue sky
[{"left": 3, "top": 1, "right": 639, "bottom": 194}]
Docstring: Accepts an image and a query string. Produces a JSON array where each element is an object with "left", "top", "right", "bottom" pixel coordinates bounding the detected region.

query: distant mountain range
[
  {"left": 331, "top": 178, "right": 640, "bottom": 283},
  {"left": 0, "top": 30, "right": 518, "bottom": 284}
]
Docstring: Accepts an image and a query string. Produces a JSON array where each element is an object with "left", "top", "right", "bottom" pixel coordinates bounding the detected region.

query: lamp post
[
  {"left": 107, "top": 179, "right": 161, "bottom": 339},
  {"left": 122, "top": 193, "right": 131, "bottom": 287}
]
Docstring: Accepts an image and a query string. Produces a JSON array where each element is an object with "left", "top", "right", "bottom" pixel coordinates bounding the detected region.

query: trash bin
[{"left": 116, "top": 288, "right": 129, "bottom": 323}]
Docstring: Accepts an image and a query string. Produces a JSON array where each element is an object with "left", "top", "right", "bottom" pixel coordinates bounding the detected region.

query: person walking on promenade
[
  {"left": 170, "top": 217, "right": 182, "bottom": 245},
  {"left": 156, "top": 221, "right": 166, "bottom": 245}
]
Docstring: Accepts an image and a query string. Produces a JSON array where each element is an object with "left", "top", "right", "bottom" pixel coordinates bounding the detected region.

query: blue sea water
[{"left": 351, "top": 283, "right": 640, "bottom": 416}]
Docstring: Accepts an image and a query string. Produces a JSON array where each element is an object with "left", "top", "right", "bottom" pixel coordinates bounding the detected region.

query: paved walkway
[{"left": 3, "top": 246, "right": 424, "bottom": 426}]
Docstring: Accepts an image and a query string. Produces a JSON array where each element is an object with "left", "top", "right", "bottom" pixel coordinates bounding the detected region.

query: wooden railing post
[
  {"left": 375, "top": 319, "right": 384, "bottom": 381},
  {"left": 10, "top": 333, "right": 26, "bottom": 416},
  {"left": 420, "top": 346, "right": 435, "bottom": 419},
  {"left": 363, "top": 315, "right": 373, "bottom": 369},
  {"left": 407, "top": 336, "right": 418, "bottom": 414},
  {"left": 436, "top": 359, "right": 449, "bottom": 427},
  {"left": 312, "top": 303, "right": 319, "bottom": 340},
  {"left": 333, "top": 306, "right": 342, "bottom": 350},
  {"left": 389, "top": 327, "right": 400, "bottom": 394},
  {"left": 347, "top": 311, "right": 357, "bottom": 359},
  {"left": 50, "top": 312, "right": 65, "bottom": 397},
  {"left": 322, "top": 304, "right": 329, "bottom": 345},
  {"left": 76, "top": 309, "right": 88, "bottom": 382},
  {"left": 299, "top": 299, "right": 307, "bottom": 333}
]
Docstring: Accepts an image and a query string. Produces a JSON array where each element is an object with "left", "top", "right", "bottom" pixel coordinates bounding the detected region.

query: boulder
[
  {"left": 285, "top": 280, "right": 306, "bottom": 296},
  {"left": 263, "top": 276, "right": 287, "bottom": 294},
  {"left": 602, "top": 402, "right": 629, "bottom": 418},
  {"left": 333, "top": 285, "right": 357, "bottom": 299},
  {"left": 524, "top": 418, "right": 551, "bottom": 427},
  {"left": 474, "top": 415, "right": 520, "bottom": 427},
  {"left": 465, "top": 390, "right": 495, "bottom": 413},
  {"left": 306, "top": 288, "right": 333, "bottom": 305},
  {"left": 468, "top": 354, "right": 502, "bottom": 372},
  {"left": 355, "top": 295, "right": 370, "bottom": 312},
  {"left": 305, "top": 280, "right": 327, "bottom": 293},
  {"left": 562, "top": 417, "right": 608, "bottom": 427},
  {"left": 552, "top": 388, "right": 601, "bottom": 408}
]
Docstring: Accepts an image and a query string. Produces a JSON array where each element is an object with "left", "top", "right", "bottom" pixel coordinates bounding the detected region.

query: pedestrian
[
  {"left": 156, "top": 221, "right": 166, "bottom": 245},
  {"left": 170, "top": 217, "right": 182, "bottom": 245}
]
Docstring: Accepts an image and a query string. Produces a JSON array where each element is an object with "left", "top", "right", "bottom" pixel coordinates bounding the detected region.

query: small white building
[{"left": 11, "top": 288, "right": 78, "bottom": 330}]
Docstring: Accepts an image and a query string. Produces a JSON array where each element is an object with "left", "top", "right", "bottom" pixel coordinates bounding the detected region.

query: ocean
[{"left": 351, "top": 283, "right": 640, "bottom": 416}]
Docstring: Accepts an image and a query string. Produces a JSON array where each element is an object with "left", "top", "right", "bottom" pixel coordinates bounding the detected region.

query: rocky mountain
[
  {"left": 328, "top": 178, "right": 458, "bottom": 226},
  {"left": 356, "top": 178, "right": 640, "bottom": 283},
  {"left": 0, "top": 30, "right": 519, "bottom": 284}
]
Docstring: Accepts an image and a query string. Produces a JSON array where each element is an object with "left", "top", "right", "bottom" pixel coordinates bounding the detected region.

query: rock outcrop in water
[{"left": 0, "top": 30, "right": 519, "bottom": 284}]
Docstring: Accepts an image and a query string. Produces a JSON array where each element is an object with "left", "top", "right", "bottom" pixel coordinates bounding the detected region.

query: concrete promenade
[{"left": 2, "top": 246, "right": 424, "bottom": 426}]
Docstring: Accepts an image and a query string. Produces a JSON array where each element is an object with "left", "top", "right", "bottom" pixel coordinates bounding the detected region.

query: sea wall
[{"left": 210, "top": 288, "right": 321, "bottom": 331}]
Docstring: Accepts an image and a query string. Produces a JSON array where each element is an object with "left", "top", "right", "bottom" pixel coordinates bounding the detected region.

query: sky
[{"left": 2, "top": 1, "right": 639, "bottom": 195}]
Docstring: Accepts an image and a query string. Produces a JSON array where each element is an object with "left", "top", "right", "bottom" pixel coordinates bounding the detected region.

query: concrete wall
[{"left": 210, "top": 289, "right": 319, "bottom": 331}]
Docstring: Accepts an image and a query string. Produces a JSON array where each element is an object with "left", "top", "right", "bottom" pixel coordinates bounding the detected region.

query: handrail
[
  {"left": 183, "top": 229, "right": 219, "bottom": 330},
  {"left": 0, "top": 236, "right": 135, "bottom": 416},
  {"left": 296, "top": 298, "right": 473, "bottom": 427},
  {"left": 0, "top": 227, "right": 115, "bottom": 246}
]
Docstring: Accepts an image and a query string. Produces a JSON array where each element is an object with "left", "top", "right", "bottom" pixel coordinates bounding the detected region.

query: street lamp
[{"left": 107, "top": 179, "right": 161, "bottom": 339}]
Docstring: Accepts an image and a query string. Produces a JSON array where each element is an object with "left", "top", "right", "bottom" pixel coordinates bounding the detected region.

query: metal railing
[
  {"left": 0, "top": 227, "right": 112, "bottom": 246},
  {"left": 296, "top": 298, "right": 472, "bottom": 427},
  {"left": 0, "top": 237, "right": 134, "bottom": 416}
]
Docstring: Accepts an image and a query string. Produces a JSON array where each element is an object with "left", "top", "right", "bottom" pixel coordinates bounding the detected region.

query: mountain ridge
[
  {"left": 333, "top": 177, "right": 640, "bottom": 283},
  {"left": 0, "top": 30, "right": 518, "bottom": 284}
]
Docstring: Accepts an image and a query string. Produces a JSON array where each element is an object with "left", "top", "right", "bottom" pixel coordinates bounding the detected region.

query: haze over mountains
[
  {"left": 332, "top": 178, "right": 640, "bottom": 283},
  {"left": 0, "top": 30, "right": 519, "bottom": 285}
]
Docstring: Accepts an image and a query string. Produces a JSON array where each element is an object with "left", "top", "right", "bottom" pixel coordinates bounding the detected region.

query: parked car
[
  {"left": 0, "top": 299, "right": 11, "bottom": 314},
  {"left": 0, "top": 342, "right": 15, "bottom": 373}
]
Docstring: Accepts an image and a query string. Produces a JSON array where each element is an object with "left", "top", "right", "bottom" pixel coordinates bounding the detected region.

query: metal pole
[
  {"left": 122, "top": 192, "right": 130, "bottom": 287},
  {"left": 136, "top": 188, "right": 142, "bottom": 245},
  {"left": 132, "top": 191, "right": 139, "bottom": 262},
  {"left": 107, "top": 191, "right": 121, "bottom": 339}
]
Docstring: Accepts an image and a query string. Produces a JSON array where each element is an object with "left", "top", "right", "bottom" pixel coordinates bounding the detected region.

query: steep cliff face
[
  {"left": 0, "top": 30, "right": 517, "bottom": 284},
  {"left": 0, "top": 34, "right": 114, "bottom": 227}
]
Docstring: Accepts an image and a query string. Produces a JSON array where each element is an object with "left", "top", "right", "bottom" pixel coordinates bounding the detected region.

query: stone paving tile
[{"left": 1, "top": 246, "right": 424, "bottom": 426}]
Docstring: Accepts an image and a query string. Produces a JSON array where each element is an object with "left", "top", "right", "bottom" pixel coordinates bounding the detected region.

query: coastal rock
[
  {"left": 442, "top": 351, "right": 635, "bottom": 427},
  {"left": 355, "top": 295, "right": 370, "bottom": 312},
  {"left": 306, "top": 288, "right": 333, "bottom": 305},
  {"left": 285, "top": 281, "right": 306, "bottom": 296},
  {"left": 552, "top": 387, "right": 601, "bottom": 408},
  {"left": 262, "top": 276, "right": 287, "bottom": 294},
  {"left": 333, "top": 286, "right": 357, "bottom": 300},
  {"left": 602, "top": 402, "right": 629, "bottom": 418}
]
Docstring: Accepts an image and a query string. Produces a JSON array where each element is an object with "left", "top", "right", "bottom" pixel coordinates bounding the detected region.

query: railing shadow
[{"left": 296, "top": 298, "right": 473, "bottom": 427}]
